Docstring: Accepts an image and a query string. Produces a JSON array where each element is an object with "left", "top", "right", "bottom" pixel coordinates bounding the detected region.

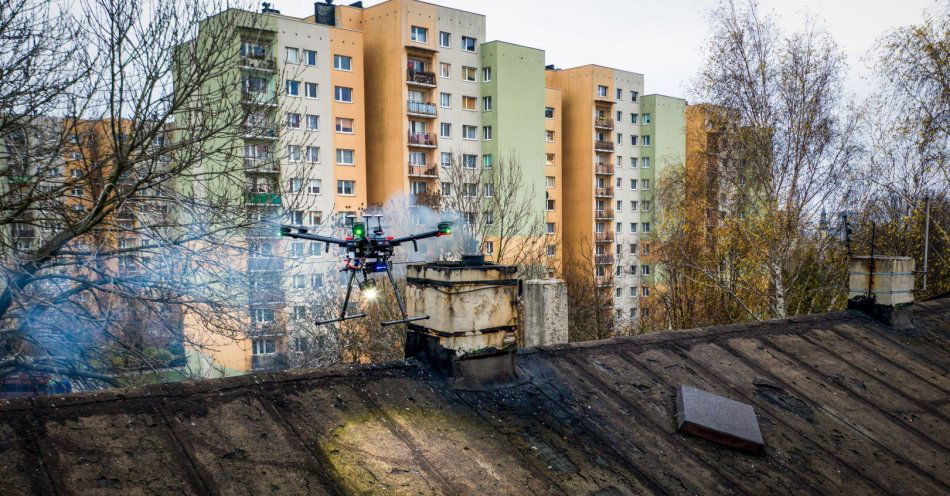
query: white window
[
  {"left": 631, "top": 135, "right": 638, "bottom": 146},
  {"left": 305, "top": 49, "right": 317, "bottom": 66},
  {"left": 440, "top": 122, "right": 451, "bottom": 138},
  {"left": 631, "top": 113, "right": 638, "bottom": 124},
  {"left": 70, "top": 169, "right": 83, "bottom": 177},
  {"left": 410, "top": 26, "right": 428, "bottom": 43},
  {"left": 307, "top": 179, "right": 322, "bottom": 194},
  {"left": 630, "top": 243, "right": 638, "bottom": 254},
  {"left": 546, "top": 222, "right": 556, "bottom": 234},
  {"left": 409, "top": 151, "right": 426, "bottom": 165},
  {"left": 334, "top": 86, "right": 353, "bottom": 102},
  {"left": 616, "top": 222, "right": 623, "bottom": 233},
  {"left": 441, "top": 182, "right": 452, "bottom": 195},
  {"left": 461, "top": 36, "right": 476, "bottom": 52},
  {"left": 440, "top": 92, "right": 451, "bottom": 108},
  {"left": 440, "top": 63, "right": 451, "bottom": 78},
  {"left": 308, "top": 242, "right": 322, "bottom": 256},
  {"left": 306, "top": 146, "right": 320, "bottom": 163},
  {"left": 306, "top": 114, "right": 319, "bottom": 130},
  {"left": 287, "top": 145, "right": 301, "bottom": 162},
  {"left": 441, "top": 152, "right": 452, "bottom": 167},
  {"left": 251, "top": 337, "right": 275, "bottom": 355},
  {"left": 439, "top": 31, "right": 450, "bottom": 47},
  {"left": 333, "top": 54, "right": 352, "bottom": 70},
  {"left": 251, "top": 309, "right": 275, "bottom": 324},
  {"left": 293, "top": 306, "right": 307, "bottom": 321},
  {"left": 629, "top": 179, "right": 637, "bottom": 190},
  {"left": 462, "top": 125, "right": 477, "bottom": 140},
  {"left": 642, "top": 201, "right": 651, "bottom": 211},
  {"left": 643, "top": 286, "right": 651, "bottom": 297},
  {"left": 287, "top": 113, "right": 301, "bottom": 128},
  {"left": 286, "top": 47, "right": 299, "bottom": 64},
  {"left": 482, "top": 96, "right": 492, "bottom": 111},
  {"left": 463, "top": 183, "right": 478, "bottom": 197},
  {"left": 546, "top": 199, "right": 555, "bottom": 211},
  {"left": 305, "top": 82, "right": 318, "bottom": 98},
  {"left": 462, "top": 66, "right": 477, "bottom": 82},
  {"left": 630, "top": 157, "right": 638, "bottom": 168},
  {"left": 286, "top": 80, "right": 300, "bottom": 96},
  {"left": 642, "top": 135, "right": 651, "bottom": 146},
  {"left": 482, "top": 154, "right": 493, "bottom": 168},
  {"left": 545, "top": 130, "right": 554, "bottom": 142},
  {"left": 597, "top": 85, "right": 608, "bottom": 97},
  {"left": 547, "top": 245, "right": 556, "bottom": 257},
  {"left": 546, "top": 153, "right": 555, "bottom": 165},
  {"left": 545, "top": 107, "right": 555, "bottom": 118},
  {"left": 642, "top": 264, "right": 651, "bottom": 275},
  {"left": 545, "top": 176, "right": 555, "bottom": 188},
  {"left": 482, "top": 126, "right": 492, "bottom": 140},
  {"left": 642, "top": 113, "right": 652, "bottom": 124},
  {"left": 642, "top": 222, "right": 650, "bottom": 233},
  {"left": 462, "top": 96, "right": 477, "bottom": 111},
  {"left": 292, "top": 272, "right": 306, "bottom": 286},
  {"left": 642, "top": 179, "right": 650, "bottom": 190},
  {"left": 616, "top": 133, "right": 623, "bottom": 144},
  {"left": 630, "top": 223, "right": 638, "bottom": 233},
  {"left": 335, "top": 117, "right": 354, "bottom": 133},
  {"left": 462, "top": 154, "right": 477, "bottom": 169},
  {"left": 336, "top": 149, "right": 355, "bottom": 165},
  {"left": 484, "top": 183, "right": 494, "bottom": 198},
  {"left": 70, "top": 151, "right": 82, "bottom": 160},
  {"left": 289, "top": 177, "right": 303, "bottom": 192},
  {"left": 630, "top": 200, "right": 638, "bottom": 211},
  {"left": 337, "top": 180, "right": 355, "bottom": 195},
  {"left": 482, "top": 67, "right": 491, "bottom": 81},
  {"left": 630, "top": 90, "right": 638, "bottom": 102},
  {"left": 642, "top": 157, "right": 651, "bottom": 168}
]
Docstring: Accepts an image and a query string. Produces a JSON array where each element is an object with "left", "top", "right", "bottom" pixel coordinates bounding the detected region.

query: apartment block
[{"left": 544, "top": 87, "right": 564, "bottom": 273}]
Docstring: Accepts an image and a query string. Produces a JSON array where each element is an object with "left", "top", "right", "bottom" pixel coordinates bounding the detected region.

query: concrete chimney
[
  {"left": 847, "top": 256, "right": 915, "bottom": 331},
  {"left": 404, "top": 261, "right": 524, "bottom": 390},
  {"left": 522, "top": 279, "right": 569, "bottom": 348}
]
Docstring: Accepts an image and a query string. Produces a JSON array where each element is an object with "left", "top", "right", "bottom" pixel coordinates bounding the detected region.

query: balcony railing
[
  {"left": 595, "top": 276, "right": 613, "bottom": 287},
  {"left": 244, "top": 157, "right": 279, "bottom": 173},
  {"left": 594, "top": 209, "right": 614, "bottom": 220},
  {"left": 248, "top": 256, "right": 284, "bottom": 271},
  {"left": 239, "top": 56, "right": 277, "bottom": 72},
  {"left": 408, "top": 132, "right": 437, "bottom": 147},
  {"left": 241, "top": 125, "right": 278, "bottom": 140},
  {"left": 245, "top": 192, "right": 281, "bottom": 205},
  {"left": 407, "top": 101, "right": 437, "bottom": 116},
  {"left": 594, "top": 118, "right": 614, "bottom": 130},
  {"left": 240, "top": 90, "right": 277, "bottom": 107},
  {"left": 252, "top": 352, "right": 289, "bottom": 371},
  {"left": 408, "top": 164, "right": 438, "bottom": 177},
  {"left": 594, "top": 231, "right": 614, "bottom": 243},
  {"left": 13, "top": 227, "right": 35, "bottom": 238},
  {"left": 249, "top": 287, "right": 285, "bottom": 305},
  {"left": 594, "top": 141, "right": 615, "bottom": 152},
  {"left": 595, "top": 255, "right": 615, "bottom": 265},
  {"left": 594, "top": 187, "right": 614, "bottom": 198},
  {"left": 595, "top": 164, "right": 614, "bottom": 175},
  {"left": 407, "top": 69, "right": 436, "bottom": 87}
]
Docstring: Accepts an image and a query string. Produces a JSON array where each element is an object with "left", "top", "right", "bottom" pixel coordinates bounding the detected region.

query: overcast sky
[{"left": 273, "top": 0, "right": 941, "bottom": 102}]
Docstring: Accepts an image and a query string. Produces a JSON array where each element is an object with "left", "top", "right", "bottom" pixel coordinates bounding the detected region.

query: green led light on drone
[{"left": 352, "top": 223, "right": 366, "bottom": 238}]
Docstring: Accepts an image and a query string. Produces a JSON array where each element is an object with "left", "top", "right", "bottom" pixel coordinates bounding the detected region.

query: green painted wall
[{"left": 480, "top": 41, "right": 546, "bottom": 227}]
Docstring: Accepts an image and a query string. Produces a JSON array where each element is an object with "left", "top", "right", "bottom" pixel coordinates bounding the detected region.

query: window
[
  {"left": 287, "top": 145, "right": 301, "bottom": 162},
  {"left": 630, "top": 243, "right": 638, "bottom": 254},
  {"left": 642, "top": 243, "right": 650, "bottom": 255},
  {"left": 482, "top": 154, "right": 493, "bottom": 168},
  {"left": 70, "top": 151, "right": 82, "bottom": 160},
  {"left": 440, "top": 122, "right": 451, "bottom": 138},
  {"left": 545, "top": 176, "right": 555, "bottom": 188},
  {"left": 308, "top": 242, "right": 322, "bottom": 256},
  {"left": 306, "top": 146, "right": 320, "bottom": 163},
  {"left": 337, "top": 180, "right": 355, "bottom": 195},
  {"left": 440, "top": 63, "right": 450, "bottom": 78},
  {"left": 616, "top": 88, "right": 623, "bottom": 100},
  {"left": 463, "top": 183, "right": 478, "bottom": 196},
  {"left": 485, "top": 240, "right": 494, "bottom": 255},
  {"left": 305, "top": 82, "right": 318, "bottom": 98},
  {"left": 441, "top": 152, "right": 452, "bottom": 167},
  {"left": 410, "top": 181, "right": 427, "bottom": 194},
  {"left": 597, "top": 85, "right": 608, "bottom": 97},
  {"left": 335, "top": 118, "right": 354, "bottom": 133},
  {"left": 642, "top": 201, "right": 651, "bottom": 211},
  {"left": 617, "top": 110, "right": 622, "bottom": 121},
  {"left": 616, "top": 222, "right": 623, "bottom": 233},
  {"left": 306, "top": 114, "right": 319, "bottom": 130},
  {"left": 642, "top": 223, "right": 651, "bottom": 233},
  {"left": 287, "top": 113, "right": 301, "bottom": 128},
  {"left": 70, "top": 187, "right": 83, "bottom": 197},
  {"left": 642, "top": 179, "right": 650, "bottom": 190},
  {"left": 642, "top": 135, "right": 651, "bottom": 146},
  {"left": 482, "top": 126, "right": 492, "bottom": 140},
  {"left": 292, "top": 273, "right": 306, "bottom": 286},
  {"left": 630, "top": 223, "right": 637, "bottom": 233},
  {"left": 482, "top": 96, "right": 492, "bottom": 111},
  {"left": 630, "top": 308, "right": 638, "bottom": 319},
  {"left": 545, "top": 106, "right": 555, "bottom": 118},
  {"left": 630, "top": 157, "right": 638, "bottom": 168},
  {"left": 545, "top": 153, "right": 555, "bottom": 165},
  {"left": 286, "top": 47, "right": 299, "bottom": 64},
  {"left": 305, "top": 49, "right": 317, "bottom": 66},
  {"left": 616, "top": 287, "right": 622, "bottom": 298},
  {"left": 289, "top": 210, "right": 305, "bottom": 224},
  {"left": 462, "top": 66, "right": 477, "bottom": 82},
  {"left": 462, "top": 96, "right": 476, "bottom": 111},
  {"left": 461, "top": 36, "right": 476, "bottom": 52},
  {"left": 483, "top": 183, "right": 494, "bottom": 198},
  {"left": 336, "top": 148, "right": 355, "bottom": 165},
  {"left": 546, "top": 199, "right": 555, "bottom": 211},
  {"left": 462, "top": 154, "right": 477, "bottom": 168},
  {"left": 616, "top": 133, "right": 623, "bottom": 145},
  {"left": 289, "top": 177, "right": 303, "bottom": 192},
  {"left": 333, "top": 54, "right": 352, "bottom": 70},
  {"left": 642, "top": 113, "right": 652, "bottom": 124},
  {"left": 462, "top": 125, "right": 477, "bottom": 140},
  {"left": 293, "top": 305, "right": 307, "bottom": 321},
  {"left": 70, "top": 169, "right": 83, "bottom": 178},
  {"left": 642, "top": 157, "right": 650, "bottom": 168},
  {"left": 482, "top": 67, "right": 491, "bottom": 81},
  {"left": 546, "top": 222, "right": 556, "bottom": 234},
  {"left": 334, "top": 86, "right": 353, "bottom": 102},
  {"left": 547, "top": 245, "right": 556, "bottom": 257},
  {"left": 307, "top": 179, "right": 322, "bottom": 194},
  {"left": 409, "top": 151, "right": 426, "bottom": 165},
  {"left": 545, "top": 130, "right": 554, "bottom": 142},
  {"left": 630, "top": 90, "right": 638, "bottom": 102},
  {"left": 440, "top": 182, "right": 452, "bottom": 195},
  {"left": 629, "top": 179, "right": 637, "bottom": 190},
  {"left": 252, "top": 338, "right": 275, "bottom": 354},
  {"left": 286, "top": 79, "right": 300, "bottom": 96},
  {"left": 410, "top": 26, "right": 428, "bottom": 43},
  {"left": 630, "top": 135, "right": 638, "bottom": 146},
  {"left": 631, "top": 113, "right": 638, "bottom": 124},
  {"left": 630, "top": 200, "right": 638, "bottom": 211},
  {"left": 439, "top": 31, "right": 450, "bottom": 47},
  {"left": 642, "top": 264, "right": 651, "bottom": 275},
  {"left": 440, "top": 92, "right": 451, "bottom": 108}
]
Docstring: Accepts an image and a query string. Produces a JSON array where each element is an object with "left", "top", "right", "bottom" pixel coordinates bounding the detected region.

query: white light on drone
[{"left": 363, "top": 287, "right": 379, "bottom": 300}]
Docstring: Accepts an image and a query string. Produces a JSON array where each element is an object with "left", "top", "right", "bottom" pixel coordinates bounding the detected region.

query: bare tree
[{"left": 562, "top": 236, "right": 616, "bottom": 342}]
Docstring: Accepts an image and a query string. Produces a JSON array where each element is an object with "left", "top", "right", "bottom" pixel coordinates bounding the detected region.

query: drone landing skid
[
  {"left": 381, "top": 315, "right": 430, "bottom": 327},
  {"left": 314, "top": 313, "right": 367, "bottom": 326}
]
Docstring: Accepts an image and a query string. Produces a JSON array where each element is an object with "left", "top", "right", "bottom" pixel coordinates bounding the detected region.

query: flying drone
[{"left": 280, "top": 215, "right": 452, "bottom": 327}]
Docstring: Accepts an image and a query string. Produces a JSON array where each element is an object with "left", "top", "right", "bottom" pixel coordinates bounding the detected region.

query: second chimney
[{"left": 847, "top": 255, "right": 915, "bottom": 332}]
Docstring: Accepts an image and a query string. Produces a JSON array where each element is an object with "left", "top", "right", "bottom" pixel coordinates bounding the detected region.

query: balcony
[
  {"left": 595, "top": 164, "right": 614, "bottom": 175},
  {"left": 594, "top": 118, "right": 614, "bottom": 130},
  {"left": 249, "top": 322, "right": 282, "bottom": 337},
  {"left": 244, "top": 157, "right": 279, "bottom": 173},
  {"left": 239, "top": 56, "right": 277, "bottom": 73},
  {"left": 594, "top": 209, "right": 614, "bottom": 220},
  {"left": 595, "top": 276, "right": 613, "bottom": 287},
  {"left": 594, "top": 94, "right": 614, "bottom": 104},
  {"left": 594, "top": 231, "right": 614, "bottom": 243},
  {"left": 408, "top": 132, "right": 437, "bottom": 148},
  {"left": 248, "top": 256, "right": 284, "bottom": 271},
  {"left": 408, "top": 164, "right": 439, "bottom": 178},
  {"left": 249, "top": 287, "right": 285, "bottom": 305},
  {"left": 407, "top": 101, "right": 437, "bottom": 117},
  {"left": 13, "top": 227, "right": 35, "bottom": 238},
  {"left": 241, "top": 125, "right": 278, "bottom": 140},
  {"left": 252, "top": 352, "right": 289, "bottom": 371},
  {"left": 594, "top": 187, "right": 614, "bottom": 198},
  {"left": 407, "top": 69, "right": 436, "bottom": 87},
  {"left": 594, "top": 141, "right": 615, "bottom": 152},
  {"left": 245, "top": 192, "right": 281, "bottom": 206},
  {"left": 595, "top": 255, "right": 615, "bottom": 265},
  {"left": 240, "top": 90, "right": 277, "bottom": 107}
]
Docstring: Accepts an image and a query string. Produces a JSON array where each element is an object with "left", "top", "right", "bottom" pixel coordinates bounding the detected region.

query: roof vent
[
  {"left": 676, "top": 385, "right": 764, "bottom": 455},
  {"left": 261, "top": 2, "right": 280, "bottom": 14},
  {"left": 314, "top": 1, "right": 336, "bottom": 26}
]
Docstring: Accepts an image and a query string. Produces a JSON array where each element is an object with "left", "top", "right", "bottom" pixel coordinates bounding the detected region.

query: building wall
[{"left": 544, "top": 87, "right": 563, "bottom": 274}]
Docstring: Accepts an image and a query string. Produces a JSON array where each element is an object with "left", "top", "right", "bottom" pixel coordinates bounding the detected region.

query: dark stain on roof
[{"left": 0, "top": 298, "right": 948, "bottom": 495}]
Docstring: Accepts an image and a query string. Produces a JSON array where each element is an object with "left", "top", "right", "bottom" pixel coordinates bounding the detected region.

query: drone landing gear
[{"left": 319, "top": 264, "right": 429, "bottom": 328}]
